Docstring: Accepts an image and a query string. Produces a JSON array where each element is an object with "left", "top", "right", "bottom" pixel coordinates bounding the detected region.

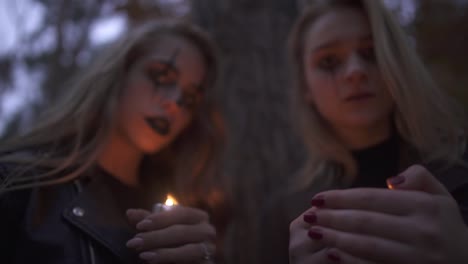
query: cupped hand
[
  {"left": 290, "top": 165, "right": 468, "bottom": 264},
  {"left": 126, "top": 205, "right": 216, "bottom": 263},
  {"left": 289, "top": 205, "right": 331, "bottom": 264},
  {"left": 290, "top": 206, "right": 377, "bottom": 264}
]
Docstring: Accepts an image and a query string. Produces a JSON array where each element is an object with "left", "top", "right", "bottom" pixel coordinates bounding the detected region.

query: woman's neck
[
  {"left": 97, "top": 133, "right": 143, "bottom": 187},
  {"left": 334, "top": 121, "right": 392, "bottom": 151}
]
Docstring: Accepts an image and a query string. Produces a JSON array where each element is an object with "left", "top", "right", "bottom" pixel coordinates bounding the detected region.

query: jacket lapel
[{"left": 62, "top": 174, "right": 140, "bottom": 264}]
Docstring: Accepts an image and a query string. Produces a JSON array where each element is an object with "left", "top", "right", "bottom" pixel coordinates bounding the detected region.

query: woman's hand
[
  {"left": 290, "top": 206, "right": 345, "bottom": 264},
  {"left": 290, "top": 206, "right": 378, "bottom": 264},
  {"left": 289, "top": 165, "right": 468, "bottom": 264},
  {"left": 126, "top": 206, "right": 216, "bottom": 263}
]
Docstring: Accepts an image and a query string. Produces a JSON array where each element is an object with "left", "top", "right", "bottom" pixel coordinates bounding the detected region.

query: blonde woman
[
  {"left": 260, "top": 0, "right": 468, "bottom": 263},
  {"left": 0, "top": 20, "right": 229, "bottom": 264}
]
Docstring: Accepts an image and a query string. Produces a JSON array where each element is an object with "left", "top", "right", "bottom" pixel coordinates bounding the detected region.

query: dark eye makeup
[
  {"left": 144, "top": 50, "right": 204, "bottom": 111},
  {"left": 313, "top": 45, "right": 375, "bottom": 73},
  {"left": 317, "top": 55, "right": 341, "bottom": 72},
  {"left": 145, "top": 62, "right": 179, "bottom": 88},
  {"left": 145, "top": 63, "right": 202, "bottom": 111},
  {"left": 358, "top": 46, "right": 376, "bottom": 62}
]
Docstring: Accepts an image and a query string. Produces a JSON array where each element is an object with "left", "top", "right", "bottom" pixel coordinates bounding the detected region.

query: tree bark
[{"left": 191, "top": 1, "right": 303, "bottom": 263}]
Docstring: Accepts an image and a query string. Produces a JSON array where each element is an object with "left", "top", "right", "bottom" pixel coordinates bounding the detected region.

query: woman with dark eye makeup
[
  {"left": 260, "top": 0, "right": 468, "bottom": 263},
  {"left": 0, "top": 19, "right": 230, "bottom": 264}
]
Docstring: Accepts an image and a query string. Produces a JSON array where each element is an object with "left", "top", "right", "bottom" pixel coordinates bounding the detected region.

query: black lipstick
[{"left": 145, "top": 117, "right": 170, "bottom": 136}]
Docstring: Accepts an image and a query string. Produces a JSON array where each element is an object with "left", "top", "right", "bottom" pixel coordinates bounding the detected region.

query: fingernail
[
  {"left": 387, "top": 174, "right": 405, "bottom": 188},
  {"left": 140, "top": 251, "right": 157, "bottom": 260},
  {"left": 311, "top": 196, "right": 325, "bottom": 207},
  {"left": 308, "top": 229, "right": 323, "bottom": 240},
  {"left": 126, "top": 237, "right": 144, "bottom": 248},
  {"left": 126, "top": 209, "right": 136, "bottom": 216},
  {"left": 136, "top": 219, "right": 152, "bottom": 230},
  {"left": 303, "top": 213, "right": 317, "bottom": 224},
  {"left": 327, "top": 252, "right": 341, "bottom": 262}
]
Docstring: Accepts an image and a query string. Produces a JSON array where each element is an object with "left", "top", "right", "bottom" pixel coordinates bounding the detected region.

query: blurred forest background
[{"left": 0, "top": 0, "right": 467, "bottom": 263}]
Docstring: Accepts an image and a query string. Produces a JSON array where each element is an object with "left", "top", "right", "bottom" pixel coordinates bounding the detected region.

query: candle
[{"left": 153, "top": 194, "right": 179, "bottom": 212}]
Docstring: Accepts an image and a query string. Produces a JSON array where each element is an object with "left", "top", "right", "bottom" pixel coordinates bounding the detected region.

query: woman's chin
[{"left": 141, "top": 140, "right": 172, "bottom": 155}]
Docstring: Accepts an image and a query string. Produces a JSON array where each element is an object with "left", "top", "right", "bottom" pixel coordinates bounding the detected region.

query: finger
[
  {"left": 312, "top": 188, "right": 435, "bottom": 216},
  {"left": 126, "top": 208, "right": 151, "bottom": 227},
  {"left": 308, "top": 226, "right": 420, "bottom": 264},
  {"left": 129, "top": 222, "right": 216, "bottom": 251},
  {"left": 387, "top": 164, "right": 451, "bottom": 196},
  {"left": 325, "top": 248, "right": 378, "bottom": 264},
  {"left": 290, "top": 247, "right": 376, "bottom": 264},
  {"left": 292, "top": 206, "right": 321, "bottom": 229},
  {"left": 312, "top": 209, "right": 415, "bottom": 243},
  {"left": 289, "top": 224, "right": 324, "bottom": 258},
  {"left": 138, "top": 242, "right": 216, "bottom": 264},
  {"left": 289, "top": 207, "right": 325, "bottom": 255},
  {"left": 136, "top": 205, "right": 210, "bottom": 231},
  {"left": 289, "top": 248, "right": 331, "bottom": 264}
]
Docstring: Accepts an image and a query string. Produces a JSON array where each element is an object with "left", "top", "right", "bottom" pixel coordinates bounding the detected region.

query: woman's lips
[
  {"left": 145, "top": 117, "right": 171, "bottom": 136},
  {"left": 345, "top": 92, "right": 375, "bottom": 101}
]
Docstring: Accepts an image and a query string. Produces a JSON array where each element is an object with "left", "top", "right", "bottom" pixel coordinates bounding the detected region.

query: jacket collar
[{"left": 62, "top": 171, "right": 140, "bottom": 264}]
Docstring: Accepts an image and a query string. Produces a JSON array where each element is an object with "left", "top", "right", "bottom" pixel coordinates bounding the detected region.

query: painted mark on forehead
[{"left": 168, "top": 48, "right": 181, "bottom": 68}]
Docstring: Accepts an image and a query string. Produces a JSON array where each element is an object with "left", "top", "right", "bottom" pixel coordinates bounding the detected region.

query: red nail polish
[
  {"left": 303, "top": 213, "right": 317, "bottom": 224},
  {"left": 308, "top": 229, "right": 323, "bottom": 240},
  {"left": 327, "top": 252, "right": 341, "bottom": 262},
  {"left": 311, "top": 196, "right": 325, "bottom": 207}
]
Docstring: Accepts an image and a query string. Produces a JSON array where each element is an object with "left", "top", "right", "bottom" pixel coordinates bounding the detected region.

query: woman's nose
[
  {"left": 343, "top": 53, "right": 368, "bottom": 84},
  {"left": 160, "top": 89, "right": 182, "bottom": 114}
]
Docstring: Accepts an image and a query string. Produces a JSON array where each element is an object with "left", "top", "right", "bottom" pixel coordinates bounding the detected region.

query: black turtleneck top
[
  {"left": 96, "top": 166, "right": 167, "bottom": 215},
  {"left": 351, "top": 134, "right": 400, "bottom": 188}
]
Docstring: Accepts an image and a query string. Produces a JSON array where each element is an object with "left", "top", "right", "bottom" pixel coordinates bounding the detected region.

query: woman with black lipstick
[
  {"left": 0, "top": 20, "right": 229, "bottom": 264},
  {"left": 260, "top": 0, "right": 468, "bottom": 263}
]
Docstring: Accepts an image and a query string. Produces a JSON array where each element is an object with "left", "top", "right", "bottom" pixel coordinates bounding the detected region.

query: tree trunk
[{"left": 191, "top": 1, "right": 303, "bottom": 263}]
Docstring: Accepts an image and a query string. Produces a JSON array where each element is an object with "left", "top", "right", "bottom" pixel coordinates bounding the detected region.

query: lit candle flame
[{"left": 165, "top": 194, "right": 178, "bottom": 206}]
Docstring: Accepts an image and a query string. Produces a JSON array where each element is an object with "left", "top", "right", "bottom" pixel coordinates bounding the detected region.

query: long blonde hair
[
  {"left": 289, "top": 0, "right": 465, "bottom": 189},
  {"left": 0, "top": 20, "right": 226, "bottom": 206}
]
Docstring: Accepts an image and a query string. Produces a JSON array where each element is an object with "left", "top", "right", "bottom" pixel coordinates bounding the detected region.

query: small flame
[{"left": 165, "top": 194, "right": 178, "bottom": 206}]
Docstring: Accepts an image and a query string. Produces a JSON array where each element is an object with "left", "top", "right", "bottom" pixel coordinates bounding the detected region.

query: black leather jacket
[{"left": 0, "top": 165, "right": 144, "bottom": 264}]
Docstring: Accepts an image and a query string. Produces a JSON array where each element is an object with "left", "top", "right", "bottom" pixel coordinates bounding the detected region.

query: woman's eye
[
  {"left": 317, "top": 55, "right": 340, "bottom": 72},
  {"left": 359, "top": 47, "right": 376, "bottom": 62},
  {"left": 147, "top": 69, "right": 176, "bottom": 86}
]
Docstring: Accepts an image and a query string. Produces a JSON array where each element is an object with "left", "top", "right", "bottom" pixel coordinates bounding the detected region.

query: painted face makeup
[
  {"left": 302, "top": 8, "right": 394, "bottom": 133},
  {"left": 145, "top": 116, "right": 171, "bottom": 136},
  {"left": 143, "top": 50, "right": 179, "bottom": 136},
  {"left": 143, "top": 50, "right": 202, "bottom": 136}
]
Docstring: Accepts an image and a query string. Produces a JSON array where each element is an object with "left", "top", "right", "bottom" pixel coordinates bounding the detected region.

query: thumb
[{"left": 387, "top": 164, "right": 450, "bottom": 196}]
